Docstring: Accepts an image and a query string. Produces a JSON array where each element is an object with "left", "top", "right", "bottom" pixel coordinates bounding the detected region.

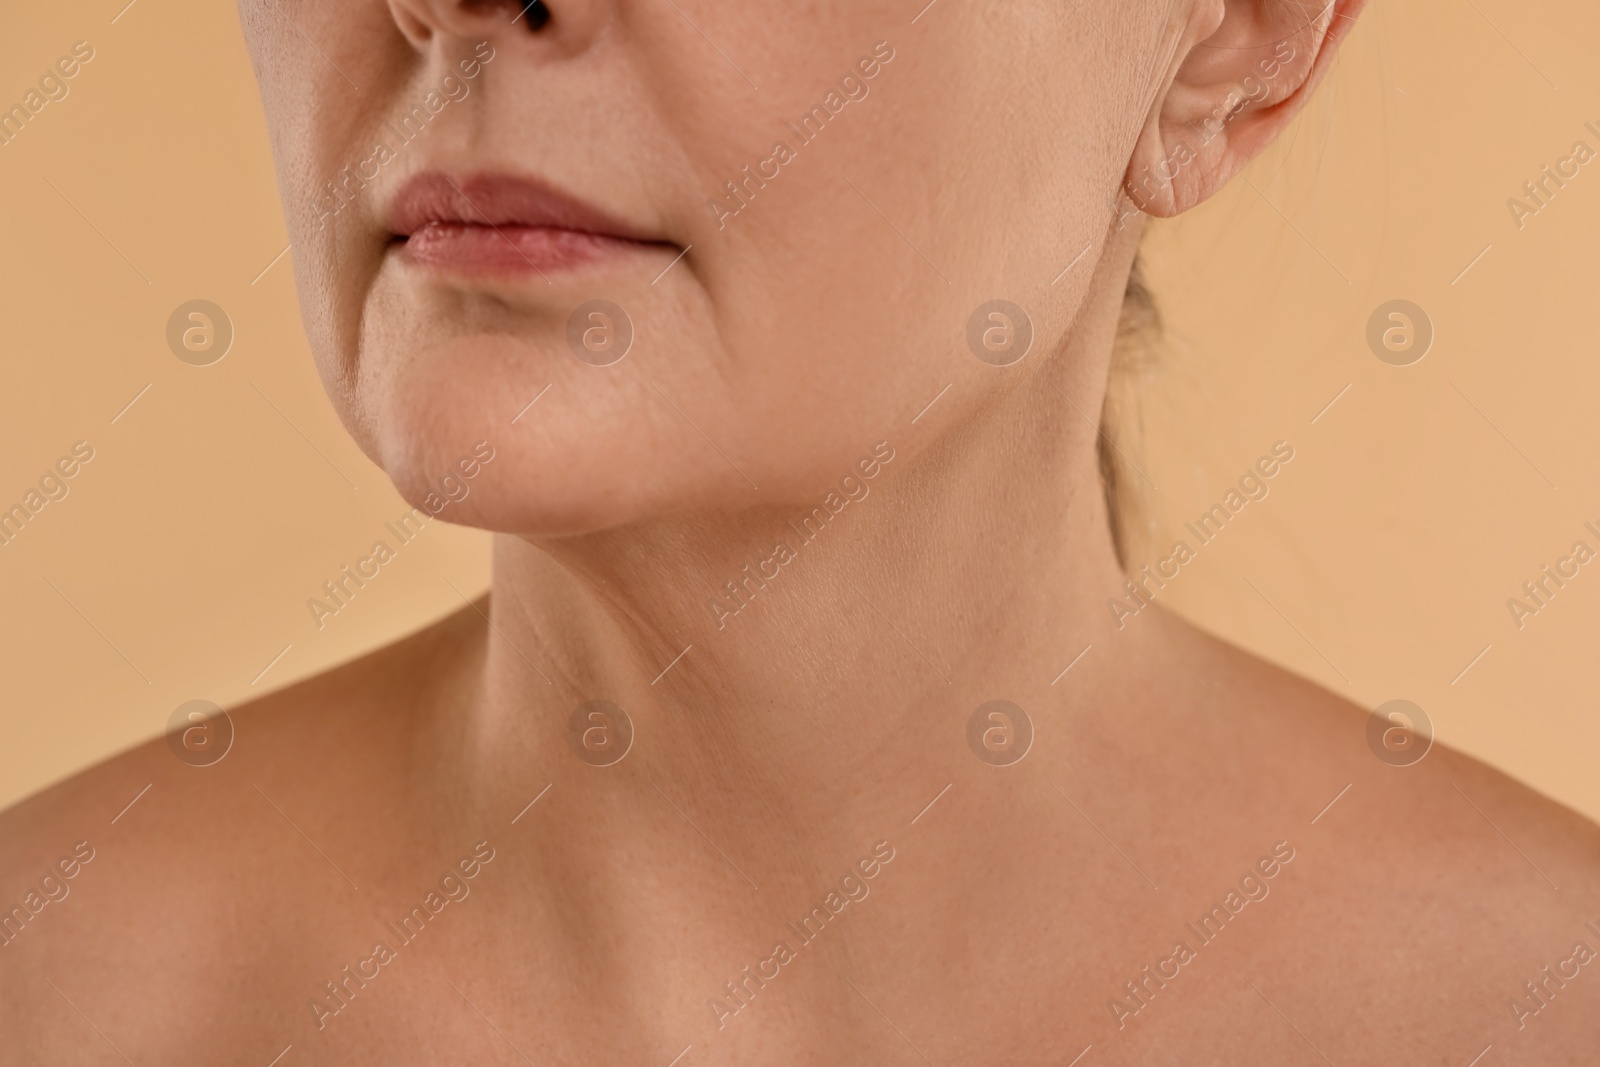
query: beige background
[{"left": 2, "top": 1, "right": 1596, "bottom": 820}]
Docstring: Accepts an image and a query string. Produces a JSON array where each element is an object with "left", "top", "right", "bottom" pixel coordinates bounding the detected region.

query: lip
[{"left": 386, "top": 172, "right": 672, "bottom": 276}]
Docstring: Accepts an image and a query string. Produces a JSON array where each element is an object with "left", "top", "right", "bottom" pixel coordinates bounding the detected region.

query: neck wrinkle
[{"left": 459, "top": 221, "right": 1144, "bottom": 864}]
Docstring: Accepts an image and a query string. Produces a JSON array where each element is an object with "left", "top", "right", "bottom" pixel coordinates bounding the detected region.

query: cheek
[
  {"left": 295, "top": 214, "right": 387, "bottom": 461},
  {"left": 700, "top": 19, "right": 1125, "bottom": 424},
  {"left": 251, "top": 11, "right": 413, "bottom": 428}
]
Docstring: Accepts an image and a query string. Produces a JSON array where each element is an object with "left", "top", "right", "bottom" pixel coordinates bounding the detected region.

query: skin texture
[{"left": 4, "top": 0, "right": 1600, "bottom": 1063}]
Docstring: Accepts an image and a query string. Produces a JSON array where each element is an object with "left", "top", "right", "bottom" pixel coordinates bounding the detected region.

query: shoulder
[
  {"left": 1149, "top": 609, "right": 1600, "bottom": 1058},
  {"left": 1162, "top": 608, "right": 1600, "bottom": 898},
  {"left": 0, "top": 602, "right": 486, "bottom": 1060},
  {"left": 0, "top": 596, "right": 486, "bottom": 843}
]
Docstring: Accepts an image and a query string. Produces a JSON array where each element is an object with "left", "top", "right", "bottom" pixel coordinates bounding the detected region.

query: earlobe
[{"left": 1122, "top": 0, "right": 1366, "bottom": 218}]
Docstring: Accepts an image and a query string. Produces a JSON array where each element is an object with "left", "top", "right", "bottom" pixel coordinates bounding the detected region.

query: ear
[{"left": 1123, "top": 0, "right": 1367, "bottom": 217}]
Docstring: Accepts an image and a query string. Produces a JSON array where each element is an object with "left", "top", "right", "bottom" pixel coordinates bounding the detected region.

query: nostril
[
  {"left": 459, "top": 0, "right": 551, "bottom": 31},
  {"left": 515, "top": 0, "right": 551, "bottom": 31}
]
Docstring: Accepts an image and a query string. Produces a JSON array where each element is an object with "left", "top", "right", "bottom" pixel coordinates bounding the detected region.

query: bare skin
[
  {"left": 5, "top": 0, "right": 1600, "bottom": 1063},
  {"left": 5, "top": 599, "right": 1599, "bottom": 1065}
]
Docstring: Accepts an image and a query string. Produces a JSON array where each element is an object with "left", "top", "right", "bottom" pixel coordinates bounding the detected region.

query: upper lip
[{"left": 386, "top": 172, "right": 661, "bottom": 243}]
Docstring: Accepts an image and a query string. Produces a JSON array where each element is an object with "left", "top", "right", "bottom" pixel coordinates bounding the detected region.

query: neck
[{"left": 441, "top": 223, "right": 1153, "bottom": 874}]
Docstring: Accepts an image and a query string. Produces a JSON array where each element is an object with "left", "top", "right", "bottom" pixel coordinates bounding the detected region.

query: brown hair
[{"left": 1098, "top": 256, "right": 1161, "bottom": 569}]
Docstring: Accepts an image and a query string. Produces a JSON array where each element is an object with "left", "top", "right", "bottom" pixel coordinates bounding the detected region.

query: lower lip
[{"left": 398, "top": 222, "right": 651, "bottom": 275}]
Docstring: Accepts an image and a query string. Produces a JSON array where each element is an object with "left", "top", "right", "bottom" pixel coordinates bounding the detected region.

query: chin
[
  {"left": 360, "top": 347, "right": 705, "bottom": 540},
  {"left": 400, "top": 451, "right": 703, "bottom": 540}
]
